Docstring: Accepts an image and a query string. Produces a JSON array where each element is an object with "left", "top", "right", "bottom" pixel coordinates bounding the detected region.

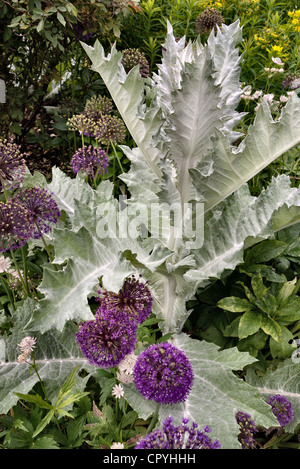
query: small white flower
[
  {"left": 0, "top": 255, "right": 11, "bottom": 274},
  {"left": 272, "top": 57, "right": 284, "bottom": 65},
  {"left": 262, "top": 93, "right": 274, "bottom": 105},
  {"left": 112, "top": 383, "right": 124, "bottom": 399},
  {"left": 110, "top": 442, "right": 124, "bottom": 449},
  {"left": 280, "top": 95, "right": 289, "bottom": 102},
  {"left": 18, "top": 336, "right": 36, "bottom": 352},
  {"left": 252, "top": 90, "right": 263, "bottom": 99},
  {"left": 116, "top": 370, "right": 134, "bottom": 384},
  {"left": 118, "top": 352, "right": 137, "bottom": 375}
]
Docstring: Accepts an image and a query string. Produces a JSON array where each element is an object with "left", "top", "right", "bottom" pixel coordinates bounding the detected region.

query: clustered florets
[
  {"left": 135, "top": 416, "right": 221, "bottom": 449},
  {"left": 195, "top": 8, "right": 224, "bottom": 35},
  {"left": 67, "top": 94, "right": 126, "bottom": 143},
  {"left": 268, "top": 394, "right": 294, "bottom": 426},
  {"left": 76, "top": 307, "right": 138, "bottom": 368},
  {"left": 133, "top": 342, "right": 194, "bottom": 404},
  {"left": 71, "top": 145, "right": 109, "bottom": 179},
  {"left": 0, "top": 137, "right": 26, "bottom": 191},
  {"left": 98, "top": 275, "right": 153, "bottom": 324},
  {"left": 17, "top": 336, "right": 36, "bottom": 363},
  {"left": 121, "top": 48, "right": 150, "bottom": 78},
  {"left": 77, "top": 276, "right": 153, "bottom": 368},
  {"left": 235, "top": 411, "right": 258, "bottom": 449},
  {"left": 0, "top": 187, "right": 61, "bottom": 252}
]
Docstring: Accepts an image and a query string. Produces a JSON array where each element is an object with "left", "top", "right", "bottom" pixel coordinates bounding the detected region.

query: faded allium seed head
[
  {"left": 135, "top": 416, "right": 221, "bottom": 449},
  {"left": 71, "top": 145, "right": 109, "bottom": 178},
  {"left": 93, "top": 114, "right": 126, "bottom": 144},
  {"left": 76, "top": 308, "right": 138, "bottom": 368},
  {"left": 0, "top": 137, "right": 26, "bottom": 191},
  {"left": 195, "top": 8, "right": 224, "bottom": 35},
  {"left": 133, "top": 342, "right": 194, "bottom": 404},
  {"left": 268, "top": 395, "right": 294, "bottom": 426},
  {"left": 16, "top": 187, "right": 61, "bottom": 239},
  {"left": 66, "top": 113, "right": 96, "bottom": 137},
  {"left": 121, "top": 48, "right": 150, "bottom": 78},
  {"left": 84, "top": 95, "right": 114, "bottom": 120},
  {"left": 98, "top": 275, "right": 153, "bottom": 324}
]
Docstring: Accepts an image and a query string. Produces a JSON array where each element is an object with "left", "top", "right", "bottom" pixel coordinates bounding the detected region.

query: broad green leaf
[
  {"left": 238, "top": 311, "right": 262, "bottom": 339},
  {"left": 124, "top": 334, "right": 277, "bottom": 449},
  {"left": 217, "top": 297, "right": 254, "bottom": 313},
  {"left": 260, "top": 316, "right": 282, "bottom": 342},
  {"left": 244, "top": 239, "right": 287, "bottom": 264},
  {"left": 269, "top": 325, "right": 294, "bottom": 359}
]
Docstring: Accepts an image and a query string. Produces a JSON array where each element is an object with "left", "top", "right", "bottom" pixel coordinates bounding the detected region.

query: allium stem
[
  {"left": 21, "top": 246, "right": 32, "bottom": 297},
  {"left": 146, "top": 403, "right": 160, "bottom": 434},
  {"left": 0, "top": 274, "right": 16, "bottom": 310},
  {"left": 35, "top": 221, "right": 58, "bottom": 271},
  {"left": 10, "top": 249, "right": 32, "bottom": 298},
  {"left": 111, "top": 142, "right": 124, "bottom": 173}
]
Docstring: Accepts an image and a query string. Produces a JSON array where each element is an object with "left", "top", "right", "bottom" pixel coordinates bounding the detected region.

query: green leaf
[
  {"left": 36, "top": 19, "right": 44, "bottom": 32},
  {"left": 238, "top": 311, "right": 262, "bottom": 339},
  {"left": 32, "top": 409, "right": 55, "bottom": 438},
  {"left": 244, "top": 239, "right": 287, "bottom": 264},
  {"left": 251, "top": 273, "right": 268, "bottom": 299},
  {"left": 217, "top": 296, "right": 253, "bottom": 313},
  {"left": 269, "top": 325, "right": 294, "bottom": 359},
  {"left": 260, "top": 316, "right": 282, "bottom": 342},
  {"left": 14, "top": 393, "right": 53, "bottom": 410},
  {"left": 56, "top": 12, "right": 66, "bottom": 26}
]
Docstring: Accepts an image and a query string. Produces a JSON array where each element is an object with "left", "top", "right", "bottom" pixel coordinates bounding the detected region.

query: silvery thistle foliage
[{"left": 2, "top": 20, "right": 300, "bottom": 448}]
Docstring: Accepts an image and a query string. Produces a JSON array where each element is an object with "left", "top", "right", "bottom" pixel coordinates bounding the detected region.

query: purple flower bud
[
  {"left": 267, "top": 394, "right": 294, "bottom": 426},
  {"left": 133, "top": 342, "right": 194, "bottom": 404}
]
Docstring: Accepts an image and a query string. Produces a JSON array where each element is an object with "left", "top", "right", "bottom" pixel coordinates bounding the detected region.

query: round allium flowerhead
[
  {"left": 133, "top": 342, "right": 194, "bottom": 404},
  {"left": 0, "top": 199, "right": 32, "bottom": 252},
  {"left": 76, "top": 308, "right": 138, "bottom": 368},
  {"left": 71, "top": 145, "right": 109, "bottom": 178},
  {"left": 267, "top": 395, "right": 294, "bottom": 426},
  {"left": 235, "top": 411, "right": 258, "bottom": 449},
  {"left": 94, "top": 114, "right": 127, "bottom": 144},
  {"left": 121, "top": 48, "right": 150, "bottom": 78},
  {"left": 195, "top": 8, "right": 224, "bottom": 35},
  {"left": 16, "top": 187, "right": 61, "bottom": 239},
  {"left": 66, "top": 113, "right": 96, "bottom": 137},
  {"left": 135, "top": 416, "right": 221, "bottom": 449},
  {"left": 0, "top": 137, "right": 26, "bottom": 191},
  {"left": 84, "top": 95, "right": 114, "bottom": 120},
  {"left": 99, "top": 275, "right": 153, "bottom": 324}
]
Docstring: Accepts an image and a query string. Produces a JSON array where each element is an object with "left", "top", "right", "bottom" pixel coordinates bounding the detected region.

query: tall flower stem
[
  {"left": 10, "top": 249, "right": 32, "bottom": 298},
  {"left": 35, "top": 221, "right": 57, "bottom": 271},
  {"left": 21, "top": 246, "right": 32, "bottom": 297},
  {"left": 111, "top": 142, "right": 124, "bottom": 174},
  {"left": 28, "top": 353, "right": 48, "bottom": 402},
  {"left": 146, "top": 403, "right": 160, "bottom": 434}
]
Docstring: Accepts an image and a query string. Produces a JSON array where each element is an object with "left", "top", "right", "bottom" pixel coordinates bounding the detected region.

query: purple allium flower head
[
  {"left": 235, "top": 411, "right": 258, "bottom": 449},
  {"left": 16, "top": 187, "right": 61, "bottom": 239},
  {"left": 133, "top": 342, "right": 194, "bottom": 404},
  {"left": 0, "top": 137, "right": 26, "bottom": 191},
  {"left": 76, "top": 308, "right": 138, "bottom": 368},
  {"left": 71, "top": 145, "right": 109, "bottom": 178},
  {"left": 0, "top": 199, "right": 32, "bottom": 252},
  {"left": 121, "top": 48, "right": 150, "bottom": 78},
  {"left": 98, "top": 275, "right": 153, "bottom": 324},
  {"left": 267, "top": 395, "right": 294, "bottom": 426},
  {"left": 135, "top": 416, "right": 221, "bottom": 449}
]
